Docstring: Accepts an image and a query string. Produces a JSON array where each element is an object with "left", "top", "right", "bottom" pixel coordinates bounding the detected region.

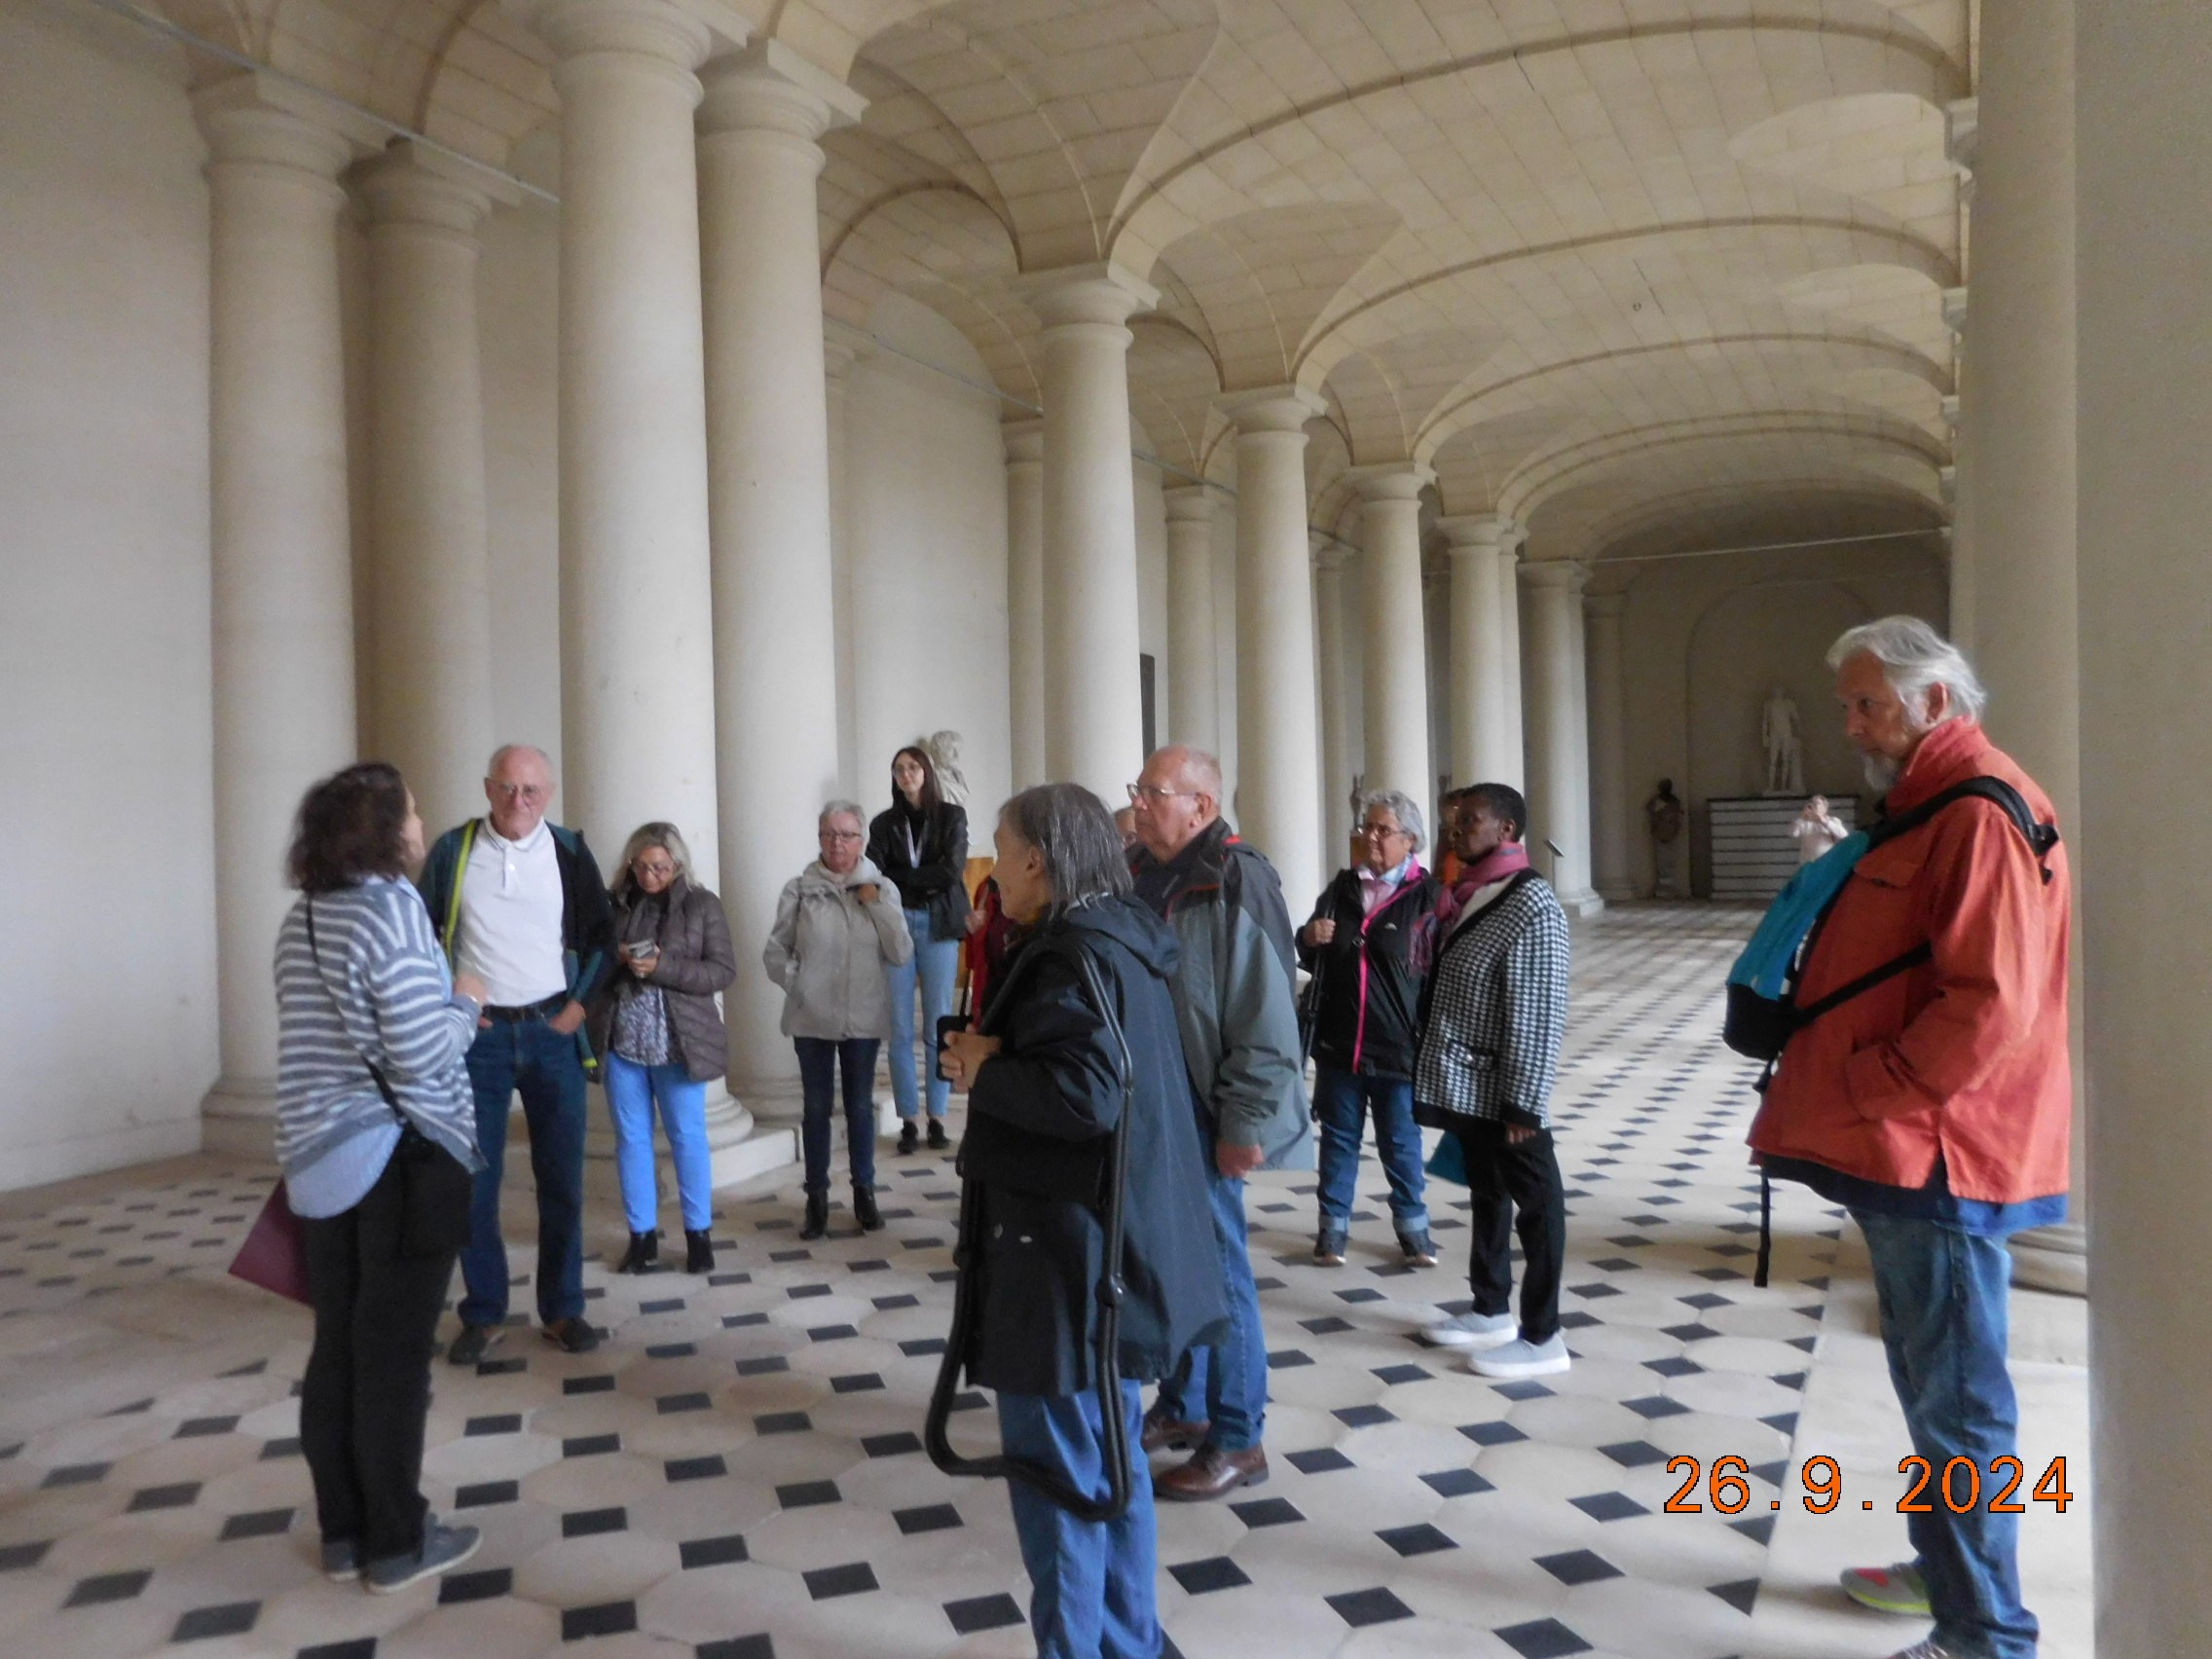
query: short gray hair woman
[
  {"left": 1296, "top": 785, "right": 1445, "bottom": 1268},
  {"left": 764, "top": 800, "right": 914, "bottom": 1239},
  {"left": 590, "top": 821, "right": 737, "bottom": 1276}
]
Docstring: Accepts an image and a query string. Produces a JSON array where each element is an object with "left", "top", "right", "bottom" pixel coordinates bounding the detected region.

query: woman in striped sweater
[{"left": 275, "top": 763, "right": 489, "bottom": 1595}]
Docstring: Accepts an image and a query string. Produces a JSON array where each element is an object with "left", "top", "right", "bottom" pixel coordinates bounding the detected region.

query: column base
[
  {"left": 201, "top": 1077, "right": 277, "bottom": 1161},
  {"left": 1596, "top": 879, "right": 1636, "bottom": 903},
  {"left": 1557, "top": 887, "right": 1606, "bottom": 919},
  {"left": 2008, "top": 1220, "right": 2087, "bottom": 1297}
]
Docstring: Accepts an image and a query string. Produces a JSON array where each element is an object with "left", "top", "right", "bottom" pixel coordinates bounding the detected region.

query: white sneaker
[
  {"left": 1468, "top": 1332, "right": 1571, "bottom": 1379},
  {"left": 1419, "top": 1309, "right": 1517, "bottom": 1351}
]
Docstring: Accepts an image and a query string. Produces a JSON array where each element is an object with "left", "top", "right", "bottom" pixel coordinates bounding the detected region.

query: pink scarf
[{"left": 1415, "top": 841, "right": 1532, "bottom": 972}]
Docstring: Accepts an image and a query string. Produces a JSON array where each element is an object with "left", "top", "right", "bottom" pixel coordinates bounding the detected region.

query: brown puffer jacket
[{"left": 588, "top": 876, "right": 738, "bottom": 1084}]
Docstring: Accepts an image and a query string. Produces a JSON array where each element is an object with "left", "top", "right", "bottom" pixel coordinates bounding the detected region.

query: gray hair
[
  {"left": 818, "top": 798, "right": 866, "bottom": 832},
  {"left": 998, "top": 784, "right": 1131, "bottom": 917},
  {"left": 1355, "top": 789, "right": 1425, "bottom": 853},
  {"left": 614, "top": 821, "right": 691, "bottom": 892},
  {"left": 1826, "top": 616, "right": 1987, "bottom": 723},
  {"left": 1148, "top": 744, "right": 1224, "bottom": 804},
  {"left": 486, "top": 743, "right": 553, "bottom": 779}
]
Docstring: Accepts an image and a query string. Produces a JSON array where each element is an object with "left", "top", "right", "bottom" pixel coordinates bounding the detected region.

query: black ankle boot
[
  {"left": 684, "top": 1230, "right": 715, "bottom": 1273},
  {"left": 617, "top": 1231, "right": 658, "bottom": 1273},
  {"left": 799, "top": 1194, "right": 829, "bottom": 1241},
  {"left": 853, "top": 1185, "right": 882, "bottom": 1233},
  {"left": 926, "top": 1118, "right": 949, "bottom": 1151},
  {"left": 897, "top": 1120, "right": 919, "bottom": 1156}
]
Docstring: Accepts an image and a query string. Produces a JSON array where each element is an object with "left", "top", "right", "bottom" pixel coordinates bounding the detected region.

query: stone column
[
  {"left": 1585, "top": 591, "right": 1633, "bottom": 903},
  {"left": 1521, "top": 561, "right": 1602, "bottom": 915},
  {"left": 195, "top": 81, "right": 368, "bottom": 1153},
  {"left": 1439, "top": 514, "right": 1510, "bottom": 790},
  {"left": 525, "top": 0, "right": 723, "bottom": 872},
  {"left": 1020, "top": 266, "right": 1156, "bottom": 799},
  {"left": 1005, "top": 419, "right": 1047, "bottom": 786},
  {"left": 1951, "top": 0, "right": 2084, "bottom": 1296},
  {"left": 359, "top": 142, "right": 502, "bottom": 835},
  {"left": 1222, "top": 386, "right": 1327, "bottom": 900},
  {"left": 697, "top": 43, "right": 864, "bottom": 1123},
  {"left": 1163, "top": 485, "right": 1219, "bottom": 754},
  {"left": 2080, "top": 6, "right": 2212, "bottom": 1642},
  {"left": 825, "top": 318, "right": 868, "bottom": 796},
  {"left": 1495, "top": 527, "right": 1528, "bottom": 790},
  {"left": 1312, "top": 536, "right": 1353, "bottom": 870},
  {"left": 1348, "top": 466, "right": 1433, "bottom": 813}
]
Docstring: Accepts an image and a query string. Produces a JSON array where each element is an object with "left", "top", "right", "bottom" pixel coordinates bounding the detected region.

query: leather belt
[{"left": 482, "top": 991, "right": 571, "bottom": 1023}]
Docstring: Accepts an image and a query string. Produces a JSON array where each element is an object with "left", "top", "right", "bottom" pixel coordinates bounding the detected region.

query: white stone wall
[
  {"left": 845, "top": 293, "right": 1012, "bottom": 828},
  {"left": 0, "top": 4, "right": 218, "bottom": 1184}
]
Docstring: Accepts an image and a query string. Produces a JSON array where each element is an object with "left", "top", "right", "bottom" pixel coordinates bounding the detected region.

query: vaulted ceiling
[{"left": 166, "top": 0, "right": 1970, "bottom": 565}]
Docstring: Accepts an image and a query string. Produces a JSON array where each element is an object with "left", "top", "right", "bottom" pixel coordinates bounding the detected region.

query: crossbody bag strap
[
  {"left": 439, "top": 821, "right": 477, "bottom": 964},
  {"left": 305, "top": 898, "right": 406, "bottom": 1124}
]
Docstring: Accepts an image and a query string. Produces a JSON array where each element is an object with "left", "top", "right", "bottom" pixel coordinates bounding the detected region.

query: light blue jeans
[
  {"left": 603, "top": 1053, "right": 712, "bottom": 1235},
  {"left": 1856, "top": 1210, "right": 2040, "bottom": 1659},
  {"left": 999, "top": 1382, "right": 1159, "bottom": 1659},
  {"left": 887, "top": 908, "right": 959, "bottom": 1121}
]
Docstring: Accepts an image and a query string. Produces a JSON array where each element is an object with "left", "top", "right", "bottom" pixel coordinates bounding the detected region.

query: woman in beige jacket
[{"left": 763, "top": 800, "right": 914, "bottom": 1238}]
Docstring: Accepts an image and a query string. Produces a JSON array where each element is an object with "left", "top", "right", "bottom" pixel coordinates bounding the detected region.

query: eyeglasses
[
  {"left": 632, "top": 860, "right": 676, "bottom": 879},
  {"left": 1360, "top": 823, "right": 1409, "bottom": 840},
  {"left": 819, "top": 829, "right": 863, "bottom": 842},
  {"left": 1126, "top": 784, "right": 1198, "bottom": 805},
  {"left": 490, "top": 783, "right": 548, "bottom": 801}
]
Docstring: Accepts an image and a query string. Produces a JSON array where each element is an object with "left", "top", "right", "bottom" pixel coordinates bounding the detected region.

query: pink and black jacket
[{"left": 1296, "top": 862, "right": 1444, "bottom": 1082}]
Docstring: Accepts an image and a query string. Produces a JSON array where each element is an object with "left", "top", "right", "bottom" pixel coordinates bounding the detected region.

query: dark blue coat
[{"left": 955, "top": 894, "right": 1230, "bottom": 1396}]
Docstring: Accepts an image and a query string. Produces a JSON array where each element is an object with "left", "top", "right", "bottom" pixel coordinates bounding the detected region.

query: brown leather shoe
[
  {"left": 1140, "top": 1402, "right": 1208, "bottom": 1455},
  {"left": 1155, "top": 1445, "right": 1268, "bottom": 1501}
]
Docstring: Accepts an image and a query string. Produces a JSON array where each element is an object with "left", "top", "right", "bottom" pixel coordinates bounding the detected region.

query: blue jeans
[
  {"left": 1154, "top": 1168, "right": 1266, "bottom": 1452},
  {"left": 887, "top": 910, "right": 959, "bottom": 1121},
  {"left": 603, "top": 1053, "right": 711, "bottom": 1235},
  {"left": 795, "top": 1037, "right": 879, "bottom": 1198},
  {"left": 458, "top": 1015, "right": 586, "bottom": 1329},
  {"left": 1313, "top": 1066, "right": 1428, "bottom": 1233},
  {"left": 1855, "top": 1211, "right": 2040, "bottom": 1659},
  {"left": 999, "top": 1382, "right": 1158, "bottom": 1659}
]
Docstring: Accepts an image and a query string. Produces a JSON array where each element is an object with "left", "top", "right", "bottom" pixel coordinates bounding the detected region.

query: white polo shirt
[{"left": 456, "top": 819, "right": 570, "bottom": 1008}]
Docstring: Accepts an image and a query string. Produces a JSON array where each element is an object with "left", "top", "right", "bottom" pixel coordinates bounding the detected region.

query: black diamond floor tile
[
  {"left": 1494, "top": 1615, "right": 1595, "bottom": 1658},
  {"left": 1375, "top": 1523, "right": 1455, "bottom": 1557},
  {"left": 1536, "top": 1548, "right": 1623, "bottom": 1586},
  {"left": 173, "top": 1601, "right": 259, "bottom": 1641},
  {"left": 680, "top": 1533, "right": 750, "bottom": 1569},
  {"left": 1166, "top": 1555, "right": 1249, "bottom": 1595},
  {"left": 1327, "top": 1587, "right": 1414, "bottom": 1628},
  {"left": 943, "top": 1593, "right": 1025, "bottom": 1635},
  {"left": 802, "top": 1562, "right": 878, "bottom": 1600},
  {"left": 562, "top": 1601, "right": 638, "bottom": 1641}
]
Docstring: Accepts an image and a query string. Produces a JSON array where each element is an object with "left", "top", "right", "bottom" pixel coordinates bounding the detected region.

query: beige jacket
[{"left": 762, "top": 856, "right": 914, "bottom": 1041}]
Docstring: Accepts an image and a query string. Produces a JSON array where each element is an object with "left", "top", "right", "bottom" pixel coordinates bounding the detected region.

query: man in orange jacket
[{"left": 1750, "top": 617, "right": 2068, "bottom": 1659}]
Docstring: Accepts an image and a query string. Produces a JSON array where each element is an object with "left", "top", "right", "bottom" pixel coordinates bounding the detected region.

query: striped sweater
[{"left": 274, "top": 876, "right": 482, "bottom": 1177}]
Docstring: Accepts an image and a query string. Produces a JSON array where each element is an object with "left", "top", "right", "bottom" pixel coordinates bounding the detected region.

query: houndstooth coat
[{"left": 1413, "top": 873, "right": 1571, "bottom": 1131}]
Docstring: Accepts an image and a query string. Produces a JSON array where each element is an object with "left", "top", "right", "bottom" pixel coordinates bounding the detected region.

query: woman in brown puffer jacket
[{"left": 588, "top": 822, "right": 736, "bottom": 1274}]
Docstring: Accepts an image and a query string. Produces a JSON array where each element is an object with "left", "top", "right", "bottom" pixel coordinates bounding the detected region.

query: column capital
[
  {"left": 1163, "top": 483, "right": 1217, "bottom": 525},
  {"left": 1013, "top": 262, "right": 1159, "bottom": 330},
  {"left": 193, "top": 74, "right": 379, "bottom": 179},
  {"left": 510, "top": 0, "right": 741, "bottom": 71},
  {"left": 1584, "top": 590, "right": 1626, "bottom": 620},
  {"left": 1218, "top": 384, "right": 1326, "bottom": 435},
  {"left": 1003, "top": 416, "right": 1044, "bottom": 465},
  {"left": 1310, "top": 532, "right": 1353, "bottom": 571},
  {"left": 1436, "top": 512, "right": 1508, "bottom": 552},
  {"left": 1344, "top": 461, "right": 1434, "bottom": 502},
  {"left": 1521, "top": 558, "right": 1589, "bottom": 593},
  {"left": 356, "top": 140, "right": 512, "bottom": 236},
  {"left": 699, "top": 39, "right": 866, "bottom": 142}
]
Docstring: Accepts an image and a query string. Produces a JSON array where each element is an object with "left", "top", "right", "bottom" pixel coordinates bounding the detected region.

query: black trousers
[
  {"left": 1456, "top": 1121, "right": 1567, "bottom": 1344},
  {"left": 300, "top": 1152, "right": 458, "bottom": 1563}
]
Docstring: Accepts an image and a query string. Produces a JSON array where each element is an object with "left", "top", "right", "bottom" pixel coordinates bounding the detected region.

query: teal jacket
[{"left": 416, "top": 819, "right": 618, "bottom": 1010}]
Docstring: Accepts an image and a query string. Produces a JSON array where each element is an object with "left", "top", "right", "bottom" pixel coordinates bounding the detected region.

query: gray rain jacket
[
  {"left": 762, "top": 856, "right": 914, "bottom": 1041},
  {"left": 1129, "top": 820, "right": 1314, "bottom": 1170}
]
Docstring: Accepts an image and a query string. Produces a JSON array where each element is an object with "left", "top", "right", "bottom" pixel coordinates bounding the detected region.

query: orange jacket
[{"left": 1748, "top": 719, "right": 2071, "bottom": 1204}]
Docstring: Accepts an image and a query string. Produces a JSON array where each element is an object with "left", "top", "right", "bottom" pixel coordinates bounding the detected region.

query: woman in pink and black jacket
[{"left": 1296, "top": 789, "right": 1443, "bottom": 1269}]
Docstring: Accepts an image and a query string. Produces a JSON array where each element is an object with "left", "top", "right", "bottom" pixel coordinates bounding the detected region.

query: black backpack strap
[{"left": 1867, "top": 777, "right": 2060, "bottom": 882}]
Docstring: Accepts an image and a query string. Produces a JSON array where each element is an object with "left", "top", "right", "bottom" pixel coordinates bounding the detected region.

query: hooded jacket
[
  {"left": 1298, "top": 862, "right": 1443, "bottom": 1080},
  {"left": 587, "top": 874, "right": 738, "bottom": 1084},
  {"left": 762, "top": 856, "right": 915, "bottom": 1041},
  {"left": 1749, "top": 719, "right": 2072, "bottom": 1205},
  {"left": 1129, "top": 819, "right": 1314, "bottom": 1170},
  {"left": 957, "top": 894, "right": 1231, "bottom": 1395}
]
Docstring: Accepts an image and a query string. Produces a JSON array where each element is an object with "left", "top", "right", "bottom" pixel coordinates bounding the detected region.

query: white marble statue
[
  {"left": 920, "top": 729, "right": 968, "bottom": 803},
  {"left": 1761, "top": 687, "right": 1805, "bottom": 795}
]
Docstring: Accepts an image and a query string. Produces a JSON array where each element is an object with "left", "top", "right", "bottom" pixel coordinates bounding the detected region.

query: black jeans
[
  {"left": 1456, "top": 1121, "right": 1567, "bottom": 1344},
  {"left": 300, "top": 1152, "right": 459, "bottom": 1563}
]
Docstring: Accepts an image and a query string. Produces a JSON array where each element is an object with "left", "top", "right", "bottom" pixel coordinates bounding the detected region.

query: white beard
[{"left": 1862, "top": 753, "right": 1900, "bottom": 792}]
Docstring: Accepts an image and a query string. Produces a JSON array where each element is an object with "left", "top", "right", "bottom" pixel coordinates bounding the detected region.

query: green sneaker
[{"left": 1842, "top": 1561, "right": 1931, "bottom": 1616}]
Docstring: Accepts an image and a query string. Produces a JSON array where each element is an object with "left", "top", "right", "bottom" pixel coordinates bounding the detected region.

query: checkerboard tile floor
[{"left": 0, "top": 903, "right": 1858, "bottom": 1659}]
